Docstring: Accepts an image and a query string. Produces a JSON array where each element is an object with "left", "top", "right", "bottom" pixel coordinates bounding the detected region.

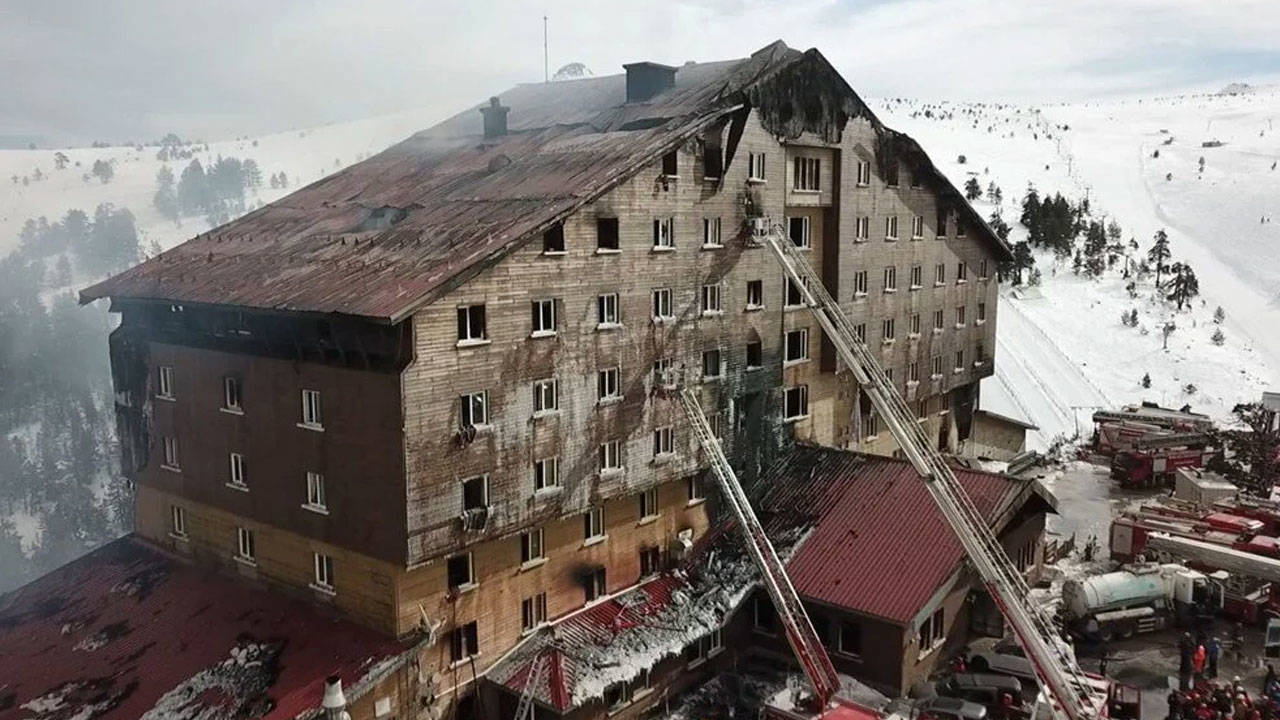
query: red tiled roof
[
  {"left": 761, "top": 446, "right": 1027, "bottom": 624},
  {"left": 0, "top": 536, "right": 409, "bottom": 720},
  {"left": 491, "top": 574, "right": 690, "bottom": 713}
]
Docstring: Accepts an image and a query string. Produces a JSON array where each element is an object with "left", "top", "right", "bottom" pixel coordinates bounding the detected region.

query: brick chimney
[
  {"left": 623, "top": 62, "right": 677, "bottom": 103},
  {"left": 479, "top": 97, "right": 509, "bottom": 139}
]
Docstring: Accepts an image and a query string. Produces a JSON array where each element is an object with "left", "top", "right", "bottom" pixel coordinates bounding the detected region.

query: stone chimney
[
  {"left": 479, "top": 97, "right": 510, "bottom": 139},
  {"left": 623, "top": 62, "right": 677, "bottom": 103}
]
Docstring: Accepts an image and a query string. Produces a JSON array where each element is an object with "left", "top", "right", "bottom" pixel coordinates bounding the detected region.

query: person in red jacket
[{"left": 1194, "top": 644, "right": 1208, "bottom": 686}]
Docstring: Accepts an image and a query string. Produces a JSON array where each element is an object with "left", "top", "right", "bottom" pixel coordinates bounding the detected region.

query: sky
[{"left": 3, "top": 0, "right": 1280, "bottom": 146}]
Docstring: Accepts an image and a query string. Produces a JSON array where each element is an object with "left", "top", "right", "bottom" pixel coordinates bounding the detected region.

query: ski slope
[
  {"left": 0, "top": 105, "right": 447, "bottom": 258},
  {"left": 878, "top": 91, "right": 1280, "bottom": 449}
]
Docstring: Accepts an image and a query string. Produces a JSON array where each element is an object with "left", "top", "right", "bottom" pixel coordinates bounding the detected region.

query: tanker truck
[{"left": 1062, "top": 563, "right": 1223, "bottom": 641}]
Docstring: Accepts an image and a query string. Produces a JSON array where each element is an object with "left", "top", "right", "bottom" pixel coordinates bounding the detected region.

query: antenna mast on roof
[{"left": 543, "top": 16, "right": 549, "bottom": 83}]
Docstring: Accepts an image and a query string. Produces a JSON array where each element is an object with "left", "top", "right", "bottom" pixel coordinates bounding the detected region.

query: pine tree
[
  {"left": 1165, "top": 262, "right": 1200, "bottom": 310},
  {"left": 1212, "top": 328, "right": 1225, "bottom": 345},
  {"left": 1147, "top": 229, "right": 1171, "bottom": 287},
  {"left": 53, "top": 152, "right": 69, "bottom": 170},
  {"left": 1213, "top": 306, "right": 1225, "bottom": 324},
  {"left": 1141, "top": 372, "right": 1151, "bottom": 388},
  {"left": 90, "top": 159, "right": 113, "bottom": 184},
  {"left": 1218, "top": 403, "right": 1280, "bottom": 495},
  {"left": 964, "top": 177, "right": 982, "bottom": 201},
  {"left": 153, "top": 166, "right": 178, "bottom": 221}
]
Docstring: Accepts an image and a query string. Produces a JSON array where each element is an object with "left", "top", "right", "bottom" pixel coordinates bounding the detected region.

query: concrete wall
[{"left": 963, "top": 411, "right": 1030, "bottom": 461}]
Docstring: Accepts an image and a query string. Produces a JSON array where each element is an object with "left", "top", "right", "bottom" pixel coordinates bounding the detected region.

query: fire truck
[{"left": 1091, "top": 406, "right": 1216, "bottom": 488}]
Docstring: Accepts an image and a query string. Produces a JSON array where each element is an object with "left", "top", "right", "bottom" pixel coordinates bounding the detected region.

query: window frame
[
  {"left": 534, "top": 456, "right": 560, "bottom": 493},
  {"left": 745, "top": 279, "right": 764, "bottom": 310},
  {"left": 583, "top": 506, "right": 606, "bottom": 541},
  {"left": 596, "top": 217, "right": 620, "bottom": 252},
  {"left": 599, "top": 440, "right": 623, "bottom": 474},
  {"left": 639, "top": 486, "right": 660, "bottom": 520},
  {"left": 461, "top": 475, "right": 489, "bottom": 513},
  {"left": 456, "top": 304, "right": 488, "bottom": 345},
  {"left": 162, "top": 435, "right": 180, "bottom": 471},
  {"left": 300, "top": 388, "right": 323, "bottom": 430},
  {"left": 651, "top": 287, "right": 674, "bottom": 322},
  {"left": 911, "top": 215, "right": 925, "bottom": 239},
  {"left": 700, "top": 283, "right": 723, "bottom": 316},
  {"left": 447, "top": 552, "right": 476, "bottom": 590},
  {"left": 792, "top": 156, "right": 820, "bottom": 191},
  {"left": 157, "top": 365, "right": 174, "bottom": 399},
  {"left": 520, "top": 528, "right": 545, "bottom": 565},
  {"left": 450, "top": 620, "right": 479, "bottom": 663},
  {"left": 596, "top": 292, "right": 621, "bottom": 328},
  {"left": 701, "top": 348, "right": 723, "bottom": 381},
  {"left": 652, "top": 217, "right": 675, "bottom": 250},
  {"left": 170, "top": 504, "right": 186, "bottom": 537},
  {"left": 854, "top": 215, "right": 869, "bottom": 242},
  {"left": 521, "top": 593, "right": 548, "bottom": 633},
  {"left": 784, "top": 385, "right": 809, "bottom": 421},
  {"left": 222, "top": 376, "right": 241, "bottom": 412},
  {"left": 855, "top": 160, "right": 871, "bottom": 187},
  {"left": 788, "top": 216, "right": 812, "bottom": 249},
  {"left": 785, "top": 328, "right": 810, "bottom": 364},
  {"left": 305, "top": 471, "right": 327, "bottom": 512},
  {"left": 652, "top": 427, "right": 674, "bottom": 458},
  {"left": 597, "top": 367, "right": 621, "bottom": 404},
  {"left": 236, "top": 526, "right": 255, "bottom": 563},
  {"left": 459, "top": 390, "right": 489, "bottom": 428},
  {"left": 852, "top": 271, "right": 868, "bottom": 297},
  {"left": 530, "top": 298, "right": 557, "bottom": 336},
  {"left": 883, "top": 266, "right": 897, "bottom": 293},
  {"left": 533, "top": 378, "right": 558, "bottom": 415},
  {"left": 884, "top": 215, "right": 899, "bottom": 241},
  {"left": 228, "top": 452, "right": 246, "bottom": 489},
  {"left": 748, "top": 152, "right": 767, "bottom": 182},
  {"left": 313, "top": 552, "right": 335, "bottom": 592},
  {"left": 702, "top": 217, "right": 723, "bottom": 248}
]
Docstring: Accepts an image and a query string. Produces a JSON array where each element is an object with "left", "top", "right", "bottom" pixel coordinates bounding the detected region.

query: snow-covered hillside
[
  {"left": 877, "top": 91, "right": 1280, "bottom": 449},
  {"left": 0, "top": 106, "right": 446, "bottom": 258}
]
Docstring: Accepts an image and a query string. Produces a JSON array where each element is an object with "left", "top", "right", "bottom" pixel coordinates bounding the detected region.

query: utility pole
[{"left": 543, "top": 16, "right": 548, "bottom": 83}]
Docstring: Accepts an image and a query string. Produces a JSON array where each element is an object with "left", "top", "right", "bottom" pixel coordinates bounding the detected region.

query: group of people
[
  {"left": 1166, "top": 672, "right": 1280, "bottom": 720},
  {"left": 1180, "top": 632, "right": 1225, "bottom": 689}
]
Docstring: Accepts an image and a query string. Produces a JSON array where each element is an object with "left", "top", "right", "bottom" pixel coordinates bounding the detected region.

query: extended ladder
[
  {"left": 763, "top": 228, "right": 1106, "bottom": 720},
  {"left": 514, "top": 651, "right": 547, "bottom": 720},
  {"left": 679, "top": 389, "right": 841, "bottom": 708}
]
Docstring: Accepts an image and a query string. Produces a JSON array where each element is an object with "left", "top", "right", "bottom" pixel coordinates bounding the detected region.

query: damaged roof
[
  {"left": 760, "top": 445, "right": 1050, "bottom": 624},
  {"left": 0, "top": 536, "right": 410, "bottom": 720},
  {"left": 81, "top": 41, "right": 1010, "bottom": 322}
]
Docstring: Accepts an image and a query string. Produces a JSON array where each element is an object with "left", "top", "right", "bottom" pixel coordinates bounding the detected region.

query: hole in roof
[{"left": 356, "top": 206, "right": 410, "bottom": 232}]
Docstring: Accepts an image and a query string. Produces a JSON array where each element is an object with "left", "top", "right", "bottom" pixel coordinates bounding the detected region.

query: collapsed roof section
[
  {"left": 81, "top": 41, "right": 1010, "bottom": 323},
  {"left": 0, "top": 536, "right": 410, "bottom": 720}
]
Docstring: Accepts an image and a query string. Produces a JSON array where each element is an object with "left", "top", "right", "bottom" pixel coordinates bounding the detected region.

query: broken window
[
  {"left": 788, "top": 216, "right": 811, "bottom": 248},
  {"left": 450, "top": 621, "right": 478, "bottom": 662},
  {"left": 936, "top": 207, "right": 949, "bottom": 238},
  {"left": 662, "top": 150, "right": 678, "bottom": 177},
  {"left": 599, "top": 441, "right": 622, "bottom": 472},
  {"left": 459, "top": 390, "right": 488, "bottom": 427},
  {"left": 957, "top": 262, "right": 968, "bottom": 283},
  {"left": 746, "top": 340, "right": 763, "bottom": 369},
  {"left": 585, "top": 566, "right": 607, "bottom": 602},
  {"left": 447, "top": 553, "right": 474, "bottom": 590},
  {"left": 956, "top": 217, "right": 967, "bottom": 236},
  {"left": 652, "top": 358, "right": 675, "bottom": 389},
  {"left": 702, "top": 132, "right": 723, "bottom": 179},
  {"left": 839, "top": 621, "right": 863, "bottom": 656},
  {"left": 542, "top": 223, "right": 565, "bottom": 253},
  {"left": 784, "top": 385, "right": 808, "bottom": 420},
  {"left": 461, "top": 475, "right": 488, "bottom": 512},
  {"left": 884, "top": 162, "right": 900, "bottom": 188},
  {"left": 597, "top": 217, "right": 620, "bottom": 251},
  {"left": 753, "top": 595, "right": 778, "bottom": 633},
  {"left": 785, "top": 277, "right": 805, "bottom": 307},
  {"left": 639, "top": 546, "right": 661, "bottom": 577},
  {"left": 785, "top": 329, "right": 809, "bottom": 363},
  {"left": 918, "top": 607, "right": 945, "bottom": 652},
  {"left": 746, "top": 280, "right": 763, "bottom": 309},
  {"left": 456, "top": 304, "right": 487, "bottom": 343}
]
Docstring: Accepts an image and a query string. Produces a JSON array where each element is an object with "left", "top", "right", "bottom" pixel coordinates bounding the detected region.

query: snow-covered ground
[
  {"left": 0, "top": 105, "right": 446, "bottom": 258},
  {"left": 878, "top": 91, "right": 1280, "bottom": 449}
]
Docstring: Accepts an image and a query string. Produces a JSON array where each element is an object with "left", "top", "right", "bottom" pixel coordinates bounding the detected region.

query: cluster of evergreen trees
[
  {"left": 0, "top": 209, "right": 139, "bottom": 591},
  {"left": 153, "top": 156, "right": 262, "bottom": 226}
]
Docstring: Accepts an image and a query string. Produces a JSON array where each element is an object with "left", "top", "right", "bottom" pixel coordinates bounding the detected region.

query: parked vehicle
[
  {"left": 916, "top": 697, "right": 989, "bottom": 720},
  {"left": 938, "top": 674, "right": 1026, "bottom": 719},
  {"left": 966, "top": 644, "right": 1036, "bottom": 682},
  {"left": 1062, "top": 563, "right": 1222, "bottom": 640}
]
